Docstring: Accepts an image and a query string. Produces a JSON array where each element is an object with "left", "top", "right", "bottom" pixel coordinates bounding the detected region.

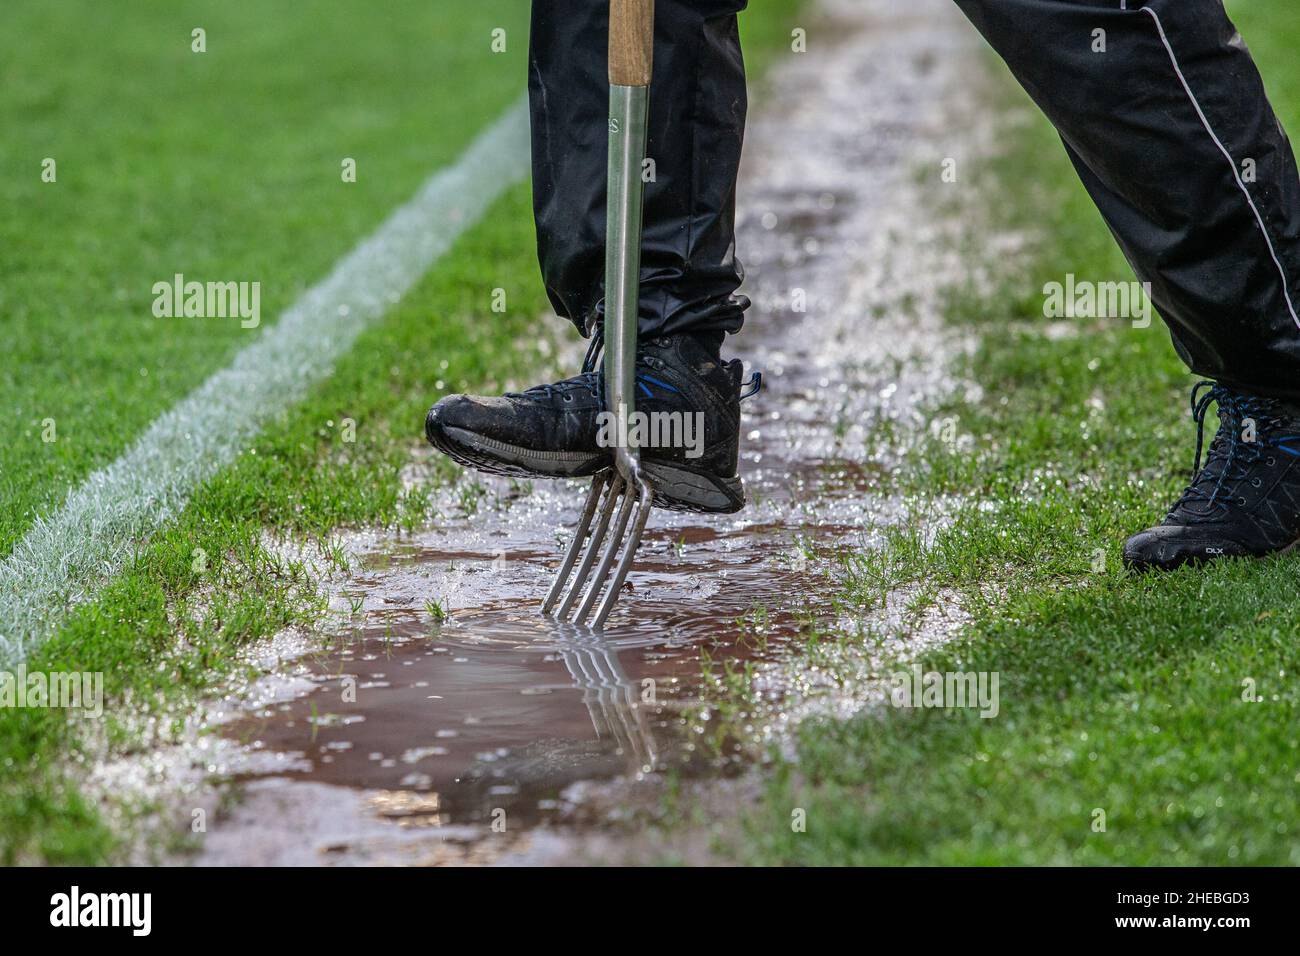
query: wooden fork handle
[{"left": 609, "top": 0, "right": 654, "bottom": 87}]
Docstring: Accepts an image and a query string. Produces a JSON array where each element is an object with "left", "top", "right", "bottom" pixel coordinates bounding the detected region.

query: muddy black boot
[
  {"left": 1124, "top": 382, "right": 1300, "bottom": 571},
  {"left": 425, "top": 332, "right": 756, "bottom": 514}
]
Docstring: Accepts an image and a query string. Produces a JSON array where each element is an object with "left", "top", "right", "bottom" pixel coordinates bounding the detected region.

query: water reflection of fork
[{"left": 552, "top": 623, "right": 659, "bottom": 772}]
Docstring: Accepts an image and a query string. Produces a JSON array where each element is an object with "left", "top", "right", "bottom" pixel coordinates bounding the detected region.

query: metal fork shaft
[{"left": 603, "top": 84, "right": 648, "bottom": 449}]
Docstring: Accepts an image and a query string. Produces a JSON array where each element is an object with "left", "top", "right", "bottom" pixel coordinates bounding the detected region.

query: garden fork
[{"left": 542, "top": 0, "right": 656, "bottom": 630}]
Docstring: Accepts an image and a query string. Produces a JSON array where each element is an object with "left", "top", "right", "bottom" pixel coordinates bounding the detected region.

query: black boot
[
  {"left": 1124, "top": 382, "right": 1300, "bottom": 570},
  {"left": 425, "top": 333, "right": 756, "bottom": 514}
]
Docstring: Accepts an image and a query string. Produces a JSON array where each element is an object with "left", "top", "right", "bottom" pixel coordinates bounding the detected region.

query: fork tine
[
  {"left": 543, "top": 469, "right": 654, "bottom": 627},
  {"left": 573, "top": 483, "right": 638, "bottom": 626},
  {"left": 555, "top": 473, "right": 625, "bottom": 618},
  {"left": 589, "top": 476, "right": 655, "bottom": 630},
  {"left": 541, "top": 471, "right": 610, "bottom": 615}
]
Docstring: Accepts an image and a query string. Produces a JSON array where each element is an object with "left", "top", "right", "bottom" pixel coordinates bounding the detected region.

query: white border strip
[
  {"left": 0, "top": 96, "right": 530, "bottom": 664},
  {"left": 1143, "top": 6, "right": 1300, "bottom": 330}
]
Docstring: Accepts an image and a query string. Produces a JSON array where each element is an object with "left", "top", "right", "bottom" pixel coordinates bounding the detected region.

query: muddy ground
[{"left": 95, "top": 0, "right": 1015, "bottom": 865}]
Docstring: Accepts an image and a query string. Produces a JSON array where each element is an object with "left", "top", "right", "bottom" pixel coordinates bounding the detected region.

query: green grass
[
  {"left": 0, "top": 0, "right": 531, "bottom": 556},
  {"left": 731, "top": 0, "right": 1300, "bottom": 865},
  {"left": 0, "top": 0, "right": 809, "bottom": 864}
]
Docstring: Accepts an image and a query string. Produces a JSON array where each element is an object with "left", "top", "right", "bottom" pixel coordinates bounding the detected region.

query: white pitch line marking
[{"left": 0, "top": 96, "right": 530, "bottom": 664}]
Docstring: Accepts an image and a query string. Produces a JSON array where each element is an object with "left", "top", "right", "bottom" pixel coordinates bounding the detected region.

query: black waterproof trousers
[{"left": 528, "top": 0, "right": 1300, "bottom": 402}]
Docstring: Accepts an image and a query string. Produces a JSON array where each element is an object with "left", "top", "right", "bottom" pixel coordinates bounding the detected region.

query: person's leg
[
  {"left": 953, "top": 0, "right": 1300, "bottom": 567},
  {"left": 955, "top": 0, "right": 1300, "bottom": 396},
  {"left": 425, "top": 0, "right": 753, "bottom": 514},
  {"left": 529, "top": 0, "right": 750, "bottom": 343}
]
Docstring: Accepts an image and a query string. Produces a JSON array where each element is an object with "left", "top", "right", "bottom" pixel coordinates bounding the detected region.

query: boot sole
[
  {"left": 431, "top": 427, "right": 745, "bottom": 514},
  {"left": 1123, "top": 532, "right": 1300, "bottom": 571},
  {"left": 431, "top": 426, "right": 607, "bottom": 479},
  {"left": 642, "top": 460, "right": 746, "bottom": 515}
]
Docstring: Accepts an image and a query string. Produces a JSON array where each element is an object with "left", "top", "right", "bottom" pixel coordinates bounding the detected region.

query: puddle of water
[
  {"left": 169, "top": 0, "right": 1010, "bottom": 864},
  {"left": 219, "top": 460, "right": 884, "bottom": 825}
]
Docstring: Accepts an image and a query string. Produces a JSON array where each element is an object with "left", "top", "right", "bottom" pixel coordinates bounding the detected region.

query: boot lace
[{"left": 1181, "top": 381, "right": 1292, "bottom": 510}]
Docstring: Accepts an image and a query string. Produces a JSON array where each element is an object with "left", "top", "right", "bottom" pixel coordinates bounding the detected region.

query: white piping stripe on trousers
[
  {"left": 0, "top": 96, "right": 530, "bottom": 665},
  {"left": 1142, "top": 5, "right": 1300, "bottom": 331}
]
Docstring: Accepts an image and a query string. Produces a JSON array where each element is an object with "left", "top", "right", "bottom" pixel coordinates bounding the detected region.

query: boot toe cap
[
  {"left": 424, "top": 395, "right": 462, "bottom": 445},
  {"left": 426, "top": 394, "right": 513, "bottom": 445}
]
